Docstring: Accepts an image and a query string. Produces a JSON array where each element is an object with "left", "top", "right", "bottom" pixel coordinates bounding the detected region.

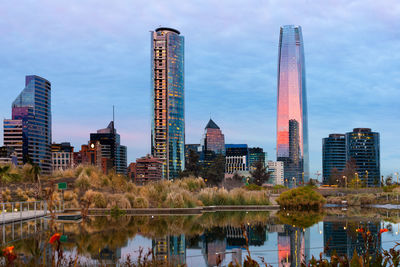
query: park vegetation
[{"left": 276, "top": 186, "right": 326, "bottom": 210}]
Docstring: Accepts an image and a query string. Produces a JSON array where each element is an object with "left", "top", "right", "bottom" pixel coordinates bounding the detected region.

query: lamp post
[
  {"left": 292, "top": 177, "right": 296, "bottom": 188},
  {"left": 343, "top": 176, "right": 347, "bottom": 188},
  {"left": 355, "top": 172, "right": 359, "bottom": 188},
  {"left": 395, "top": 172, "right": 399, "bottom": 185}
]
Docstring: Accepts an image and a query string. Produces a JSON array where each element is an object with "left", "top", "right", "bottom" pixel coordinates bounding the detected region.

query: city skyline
[{"left": 0, "top": 1, "right": 399, "bottom": 177}]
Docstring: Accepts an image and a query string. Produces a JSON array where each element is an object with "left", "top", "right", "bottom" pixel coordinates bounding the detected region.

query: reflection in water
[{"left": 2, "top": 211, "right": 397, "bottom": 266}]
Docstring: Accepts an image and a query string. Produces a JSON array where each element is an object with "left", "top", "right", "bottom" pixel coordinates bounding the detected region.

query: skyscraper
[
  {"left": 276, "top": 25, "right": 309, "bottom": 185},
  {"left": 202, "top": 119, "right": 225, "bottom": 155},
  {"left": 322, "top": 134, "right": 346, "bottom": 185},
  {"left": 346, "top": 128, "right": 380, "bottom": 187},
  {"left": 151, "top": 27, "right": 185, "bottom": 179},
  {"left": 3, "top": 75, "right": 52, "bottom": 173}
]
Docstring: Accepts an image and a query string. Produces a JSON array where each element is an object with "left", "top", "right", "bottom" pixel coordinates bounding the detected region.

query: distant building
[
  {"left": 89, "top": 121, "right": 127, "bottom": 175},
  {"left": 346, "top": 128, "right": 380, "bottom": 187},
  {"left": 135, "top": 155, "right": 163, "bottom": 185},
  {"left": 151, "top": 27, "right": 185, "bottom": 180},
  {"left": 322, "top": 134, "right": 346, "bottom": 185},
  {"left": 248, "top": 147, "right": 267, "bottom": 170},
  {"left": 268, "top": 161, "right": 284, "bottom": 185},
  {"left": 225, "top": 144, "right": 248, "bottom": 174},
  {"left": 51, "top": 142, "right": 74, "bottom": 171},
  {"left": 0, "top": 146, "right": 17, "bottom": 165},
  {"left": 127, "top": 162, "right": 136, "bottom": 180},
  {"left": 185, "top": 144, "right": 200, "bottom": 166},
  {"left": 3, "top": 75, "right": 52, "bottom": 173},
  {"left": 202, "top": 119, "right": 225, "bottom": 155}
]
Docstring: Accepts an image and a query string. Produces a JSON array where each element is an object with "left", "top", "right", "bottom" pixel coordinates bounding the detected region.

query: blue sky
[{"left": 0, "top": 0, "right": 399, "bottom": 178}]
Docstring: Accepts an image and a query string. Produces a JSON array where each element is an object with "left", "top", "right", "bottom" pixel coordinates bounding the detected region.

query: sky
[{"left": 0, "top": 0, "right": 399, "bottom": 178}]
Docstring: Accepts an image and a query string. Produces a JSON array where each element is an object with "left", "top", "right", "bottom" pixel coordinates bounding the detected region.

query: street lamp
[
  {"left": 343, "top": 176, "right": 347, "bottom": 188},
  {"left": 292, "top": 177, "right": 296, "bottom": 188},
  {"left": 395, "top": 172, "right": 399, "bottom": 185},
  {"left": 355, "top": 172, "right": 359, "bottom": 188}
]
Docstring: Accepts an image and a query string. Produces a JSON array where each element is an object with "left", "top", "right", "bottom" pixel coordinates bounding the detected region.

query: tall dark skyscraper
[
  {"left": 3, "top": 75, "right": 52, "bottom": 173},
  {"left": 322, "top": 134, "right": 346, "bottom": 185},
  {"left": 151, "top": 27, "right": 185, "bottom": 179},
  {"left": 276, "top": 25, "right": 309, "bottom": 185},
  {"left": 346, "top": 128, "right": 380, "bottom": 187},
  {"left": 202, "top": 119, "right": 225, "bottom": 155}
]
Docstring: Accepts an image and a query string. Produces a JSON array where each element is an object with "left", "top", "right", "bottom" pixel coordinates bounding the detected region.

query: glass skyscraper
[
  {"left": 4, "top": 75, "right": 52, "bottom": 173},
  {"left": 151, "top": 27, "right": 185, "bottom": 179},
  {"left": 346, "top": 128, "right": 380, "bottom": 187},
  {"left": 322, "top": 134, "right": 346, "bottom": 185},
  {"left": 276, "top": 25, "right": 309, "bottom": 185},
  {"left": 202, "top": 119, "right": 225, "bottom": 155}
]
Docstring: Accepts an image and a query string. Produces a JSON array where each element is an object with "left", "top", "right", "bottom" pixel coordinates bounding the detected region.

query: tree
[
  {"left": 202, "top": 154, "right": 225, "bottom": 186},
  {"left": 250, "top": 160, "right": 271, "bottom": 186},
  {"left": 328, "top": 167, "right": 341, "bottom": 186},
  {"left": 179, "top": 149, "right": 202, "bottom": 178},
  {"left": 0, "top": 165, "right": 12, "bottom": 186},
  {"left": 29, "top": 163, "right": 42, "bottom": 196},
  {"left": 343, "top": 158, "right": 358, "bottom": 187},
  {"left": 385, "top": 175, "right": 393, "bottom": 186}
]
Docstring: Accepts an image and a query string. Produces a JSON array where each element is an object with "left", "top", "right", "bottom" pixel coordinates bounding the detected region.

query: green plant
[{"left": 276, "top": 186, "right": 326, "bottom": 210}]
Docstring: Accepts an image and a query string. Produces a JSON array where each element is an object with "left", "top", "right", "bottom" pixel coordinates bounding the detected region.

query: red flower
[
  {"left": 2, "top": 246, "right": 14, "bottom": 254},
  {"left": 380, "top": 228, "right": 389, "bottom": 234},
  {"left": 2, "top": 246, "right": 16, "bottom": 263},
  {"left": 367, "top": 231, "right": 371, "bottom": 235},
  {"left": 49, "top": 233, "right": 61, "bottom": 244},
  {"left": 356, "top": 228, "right": 364, "bottom": 233}
]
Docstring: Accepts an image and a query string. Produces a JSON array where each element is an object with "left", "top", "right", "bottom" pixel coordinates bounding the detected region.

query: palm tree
[{"left": 29, "top": 163, "right": 42, "bottom": 196}]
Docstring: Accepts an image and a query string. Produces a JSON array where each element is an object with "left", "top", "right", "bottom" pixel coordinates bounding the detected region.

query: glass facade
[
  {"left": 202, "top": 119, "right": 225, "bottom": 155},
  {"left": 6, "top": 76, "right": 52, "bottom": 173},
  {"left": 322, "top": 134, "right": 346, "bottom": 185},
  {"left": 276, "top": 25, "right": 309, "bottom": 185},
  {"left": 248, "top": 147, "right": 266, "bottom": 170},
  {"left": 151, "top": 27, "right": 185, "bottom": 179},
  {"left": 345, "top": 128, "right": 380, "bottom": 187}
]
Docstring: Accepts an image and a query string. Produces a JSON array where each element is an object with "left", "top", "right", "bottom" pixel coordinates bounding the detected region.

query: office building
[
  {"left": 151, "top": 27, "right": 185, "bottom": 179},
  {"left": 268, "top": 161, "right": 284, "bottom": 185},
  {"left": 276, "top": 25, "right": 309, "bottom": 185},
  {"left": 127, "top": 162, "right": 136, "bottom": 180},
  {"left": 185, "top": 144, "right": 200, "bottom": 165},
  {"left": 202, "top": 119, "right": 225, "bottom": 155},
  {"left": 225, "top": 144, "right": 248, "bottom": 174},
  {"left": 134, "top": 155, "right": 163, "bottom": 185},
  {"left": 248, "top": 147, "right": 267, "bottom": 170},
  {"left": 51, "top": 142, "right": 74, "bottom": 171},
  {"left": 322, "top": 134, "right": 346, "bottom": 185},
  {"left": 3, "top": 76, "right": 52, "bottom": 173},
  {"left": 346, "top": 128, "right": 380, "bottom": 187},
  {"left": 0, "top": 146, "right": 17, "bottom": 165}
]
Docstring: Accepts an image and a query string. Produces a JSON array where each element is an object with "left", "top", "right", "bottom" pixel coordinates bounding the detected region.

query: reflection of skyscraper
[
  {"left": 151, "top": 27, "right": 185, "bottom": 179},
  {"left": 278, "top": 225, "right": 310, "bottom": 266},
  {"left": 276, "top": 25, "right": 309, "bottom": 184},
  {"left": 323, "top": 222, "right": 347, "bottom": 256},
  {"left": 92, "top": 246, "right": 122, "bottom": 265},
  {"left": 153, "top": 235, "right": 186, "bottom": 266}
]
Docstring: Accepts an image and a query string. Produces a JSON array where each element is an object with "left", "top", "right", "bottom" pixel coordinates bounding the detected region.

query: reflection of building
[
  {"left": 278, "top": 225, "right": 310, "bottom": 267},
  {"left": 248, "top": 147, "right": 267, "bottom": 170},
  {"left": 225, "top": 144, "right": 248, "bottom": 174},
  {"left": 323, "top": 221, "right": 381, "bottom": 258},
  {"left": 276, "top": 25, "right": 309, "bottom": 184},
  {"left": 322, "top": 134, "right": 346, "bottom": 185},
  {"left": 153, "top": 235, "right": 186, "bottom": 266},
  {"left": 268, "top": 161, "right": 284, "bottom": 185},
  {"left": 201, "top": 235, "right": 226, "bottom": 267},
  {"left": 346, "top": 128, "right": 380, "bottom": 187},
  {"left": 134, "top": 155, "right": 163, "bottom": 185},
  {"left": 3, "top": 75, "right": 52, "bottom": 173},
  {"left": 51, "top": 142, "right": 74, "bottom": 171},
  {"left": 92, "top": 246, "right": 122, "bottom": 265},
  {"left": 151, "top": 27, "right": 185, "bottom": 180},
  {"left": 225, "top": 225, "right": 267, "bottom": 248}
]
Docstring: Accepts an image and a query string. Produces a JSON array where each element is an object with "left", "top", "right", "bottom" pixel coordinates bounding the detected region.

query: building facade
[
  {"left": 135, "top": 155, "right": 163, "bottom": 185},
  {"left": 3, "top": 76, "right": 52, "bottom": 173},
  {"left": 151, "top": 27, "right": 185, "bottom": 180},
  {"left": 268, "top": 161, "right": 284, "bottom": 185},
  {"left": 322, "top": 134, "right": 346, "bottom": 185},
  {"left": 0, "top": 146, "right": 18, "bottom": 165},
  {"left": 248, "top": 147, "right": 267, "bottom": 170},
  {"left": 276, "top": 25, "right": 309, "bottom": 186},
  {"left": 51, "top": 142, "right": 74, "bottom": 171},
  {"left": 202, "top": 119, "right": 225, "bottom": 155},
  {"left": 225, "top": 144, "right": 248, "bottom": 174},
  {"left": 345, "top": 128, "right": 380, "bottom": 187}
]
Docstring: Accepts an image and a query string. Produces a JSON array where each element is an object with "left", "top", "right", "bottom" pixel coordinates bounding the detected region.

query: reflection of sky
[{"left": 0, "top": 1, "right": 400, "bottom": 176}]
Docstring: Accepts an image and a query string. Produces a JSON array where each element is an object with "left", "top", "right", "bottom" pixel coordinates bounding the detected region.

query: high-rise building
[
  {"left": 276, "top": 25, "right": 309, "bottom": 186},
  {"left": 0, "top": 146, "right": 18, "bottom": 165},
  {"left": 322, "top": 134, "right": 346, "bottom": 185},
  {"left": 3, "top": 76, "right": 52, "bottom": 173},
  {"left": 87, "top": 121, "right": 127, "bottom": 175},
  {"left": 346, "top": 128, "right": 380, "bottom": 187},
  {"left": 51, "top": 142, "right": 74, "bottom": 171},
  {"left": 225, "top": 144, "right": 248, "bottom": 174},
  {"left": 202, "top": 119, "right": 225, "bottom": 155},
  {"left": 151, "top": 27, "right": 185, "bottom": 180},
  {"left": 185, "top": 143, "right": 200, "bottom": 165},
  {"left": 248, "top": 147, "right": 267, "bottom": 170},
  {"left": 268, "top": 161, "right": 284, "bottom": 185}
]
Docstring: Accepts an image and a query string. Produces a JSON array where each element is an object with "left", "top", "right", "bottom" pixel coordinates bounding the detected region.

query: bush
[
  {"left": 276, "top": 186, "right": 326, "bottom": 210},
  {"left": 244, "top": 184, "right": 263, "bottom": 191},
  {"left": 106, "top": 194, "right": 131, "bottom": 209},
  {"left": 133, "top": 197, "right": 149, "bottom": 208},
  {"left": 75, "top": 172, "right": 90, "bottom": 191}
]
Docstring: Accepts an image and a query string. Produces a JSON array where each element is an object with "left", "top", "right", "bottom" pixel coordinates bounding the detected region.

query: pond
[{"left": 4, "top": 208, "right": 400, "bottom": 266}]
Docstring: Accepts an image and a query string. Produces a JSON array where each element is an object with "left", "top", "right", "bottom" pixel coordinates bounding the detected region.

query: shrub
[
  {"left": 106, "top": 194, "right": 131, "bottom": 209},
  {"left": 133, "top": 197, "right": 149, "bottom": 208},
  {"left": 244, "top": 184, "right": 263, "bottom": 191},
  {"left": 75, "top": 172, "right": 90, "bottom": 191},
  {"left": 64, "top": 191, "right": 78, "bottom": 202},
  {"left": 276, "top": 186, "right": 326, "bottom": 210}
]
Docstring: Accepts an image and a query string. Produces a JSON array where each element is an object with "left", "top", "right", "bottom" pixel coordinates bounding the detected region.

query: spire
[{"left": 205, "top": 119, "right": 220, "bottom": 129}]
